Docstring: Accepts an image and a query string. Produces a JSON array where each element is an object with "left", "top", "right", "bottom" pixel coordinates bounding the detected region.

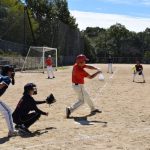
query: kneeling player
[{"left": 12, "top": 83, "right": 49, "bottom": 135}]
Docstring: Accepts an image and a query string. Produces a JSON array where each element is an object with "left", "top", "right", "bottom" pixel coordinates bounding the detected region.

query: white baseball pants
[
  {"left": 133, "top": 71, "right": 145, "bottom": 81},
  {"left": 69, "top": 84, "right": 95, "bottom": 112},
  {"left": 108, "top": 63, "right": 113, "bottom": 73},
  {"left": 47, "top": 66, "right": 54, "bottom": 78},
  {"left": 0, "top": 100, "right": 15, "bottom": 132}
]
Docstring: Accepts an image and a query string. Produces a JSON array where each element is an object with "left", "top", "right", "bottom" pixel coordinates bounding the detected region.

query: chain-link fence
[
  {"left": 96, "top": 57, "right": 150, "bottom": 64},
  {"left": 0, "top": 39, "right": 27, "bottom": 53},
  {"left": 0, "top": 56, "right": 149, "bottom": 72}
]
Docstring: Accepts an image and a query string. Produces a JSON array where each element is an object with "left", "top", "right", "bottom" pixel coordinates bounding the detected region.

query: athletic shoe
[
  {"left": 143, "top": 80, "right": 146, "bottom": 83},
  {"left": 66, "top": 107, "right": 71, "bottom": 118},
  {"left": 8, "top": 130, "right": 18, "bottom": 137},
  {"left": 18, "top": 125, "right": 32, "bottom": 135}
]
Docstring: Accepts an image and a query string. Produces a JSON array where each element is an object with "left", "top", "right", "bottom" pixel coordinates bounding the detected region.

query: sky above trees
[{"left": 68, "top": 0, "right": 150, "bottom": 32}]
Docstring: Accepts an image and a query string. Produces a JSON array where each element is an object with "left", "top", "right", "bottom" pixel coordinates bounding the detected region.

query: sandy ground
[{"left": 0, "top": 64, "right": 150, "bottom": 150}]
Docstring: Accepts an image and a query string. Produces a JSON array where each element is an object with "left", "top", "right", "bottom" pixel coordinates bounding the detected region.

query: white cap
[{"left": 48, "top": 55, "right": 51, "bottom": 57}]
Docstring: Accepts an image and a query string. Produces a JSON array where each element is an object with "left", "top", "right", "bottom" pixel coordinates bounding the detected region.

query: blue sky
[{"left": 68, "top": 0, "right": 150, "bottom": 32}]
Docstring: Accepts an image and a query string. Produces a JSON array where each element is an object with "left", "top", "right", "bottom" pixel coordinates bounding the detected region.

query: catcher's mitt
[
  {"left": 138, "top": 71, "right": 142, "bottom": 75},
  {"left": 46, "top": 94, "right": 56, "bottom": 105}
]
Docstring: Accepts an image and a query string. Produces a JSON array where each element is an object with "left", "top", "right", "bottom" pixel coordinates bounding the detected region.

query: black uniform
[
  {"left": 108, "top": 57, "right": 113, "bottom": 63},
  {"left": 135, "top": 64, "right": 143, "bottom": 72},
  {"left": 135, "top": 64, "right": 143, "bottom": 75},
  {"left": 12, "top": 94, "right": 47, "bottom": 128}
]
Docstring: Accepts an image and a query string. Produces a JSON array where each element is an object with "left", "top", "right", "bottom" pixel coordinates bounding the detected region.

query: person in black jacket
[{"left": 12, "top": 83, "right": 48, "bottom": 135}]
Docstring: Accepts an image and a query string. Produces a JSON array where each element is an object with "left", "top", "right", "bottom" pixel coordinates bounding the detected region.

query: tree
[{"left": 0, "top": 0, "right": 38, "bottom": 45}]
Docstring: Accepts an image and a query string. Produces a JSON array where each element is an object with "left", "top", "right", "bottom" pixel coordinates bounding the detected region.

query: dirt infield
[{"left": 0, "top": 64, "right": 150, "bottom": 150}]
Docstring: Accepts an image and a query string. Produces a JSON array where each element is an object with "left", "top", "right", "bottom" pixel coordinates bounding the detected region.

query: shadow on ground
[{"left": 19, "top": 127, "right": 57, "bottom": 138}]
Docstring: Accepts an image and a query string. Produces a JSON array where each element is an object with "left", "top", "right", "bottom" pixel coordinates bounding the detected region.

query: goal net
[{"left": 21, "top": 46, "right": 57, "bottom": 73}]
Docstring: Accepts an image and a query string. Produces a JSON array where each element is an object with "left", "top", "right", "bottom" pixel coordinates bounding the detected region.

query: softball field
[{"left": 0, "top": 64, "right": 150, "bottom": 150}]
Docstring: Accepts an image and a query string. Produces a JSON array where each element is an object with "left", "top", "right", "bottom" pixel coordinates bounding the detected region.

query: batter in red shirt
[{"left": 66, "top": 54, "right": 102, "bottom": 118}]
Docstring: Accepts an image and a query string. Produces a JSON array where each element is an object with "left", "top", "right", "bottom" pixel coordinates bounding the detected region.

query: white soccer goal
[{"left": 21, "top": 46, "right": 57, "bottom": 73}]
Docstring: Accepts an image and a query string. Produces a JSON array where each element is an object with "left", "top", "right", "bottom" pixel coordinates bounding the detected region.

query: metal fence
[
  {"left": 0, "top": 56, "right": 149, "bottom": 72},
  {"left": 96, "top": 57, "right": 143, "bottom": 64},
  {"left": 0, "top": 39, "right": 27, "bottom": 53}
]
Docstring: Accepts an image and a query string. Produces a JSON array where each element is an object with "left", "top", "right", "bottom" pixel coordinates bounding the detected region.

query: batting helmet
[
  {"left": 76, "top": 54, "right": 89, "bottom": 63},
  {"left": 24, "top": 83, "right": 37, "bottom": 95},
  {"left": 1, "top": 65, "right": 15, "bottom": 76}
]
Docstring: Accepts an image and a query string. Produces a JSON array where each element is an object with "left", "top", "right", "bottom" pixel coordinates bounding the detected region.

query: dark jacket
[{"left": 12, "top": 94, "right": 46, "bottom": 119}]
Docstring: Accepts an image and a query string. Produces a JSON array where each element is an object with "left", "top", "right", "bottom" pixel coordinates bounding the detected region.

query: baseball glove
[
  {"left": 46, "top": 94, "right": 56, "bottom": 105},
  {"left": 138, "top": 71, "right": 142, "bottom": 75}
]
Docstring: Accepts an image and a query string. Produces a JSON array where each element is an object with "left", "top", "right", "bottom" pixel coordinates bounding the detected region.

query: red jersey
[
  {"left": 72, "top": 64, "right": 89, "bottom": 84},
  {"left": 45, "top": 58, "right": 52, "bottom": 66}
]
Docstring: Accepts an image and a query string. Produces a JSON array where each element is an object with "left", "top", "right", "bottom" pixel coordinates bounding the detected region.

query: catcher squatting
[{"left": 0, "top": 65, "right": 56, "bottom": 136}]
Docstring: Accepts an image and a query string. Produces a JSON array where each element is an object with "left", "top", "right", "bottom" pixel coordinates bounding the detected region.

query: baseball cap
[
  {"left": 76, "top": 54, "right": 89, "bottom": 63},
  {"left": 24, "top": 83, "right": 37, "bottom": 95},
  {"left": 1, "top": 65, "right": 14, "bottom": 76}
]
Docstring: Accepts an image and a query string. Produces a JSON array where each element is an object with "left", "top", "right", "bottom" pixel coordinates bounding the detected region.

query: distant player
[
  {"left": 12, "top": 83, "right": 49, "bottom": 135},
  {"left": 133, "top": 60, "right": 145, "bottom": 83},
  {"left": 0, "top": 65, "right": 17, "bottom": 137},
  {"left": 45, "top": 55, "right": 55, "bottom": 79},
  {"left": 66, "top": 54, "right": 102, "bottom": 118},
  {"left": 107, "top": 55, "right": 113, "bottom": 74}
]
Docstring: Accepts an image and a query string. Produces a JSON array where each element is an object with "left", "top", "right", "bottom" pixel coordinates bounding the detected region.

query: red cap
[{"left": 76, "top": 54, "right": 89, "bottom": 63}]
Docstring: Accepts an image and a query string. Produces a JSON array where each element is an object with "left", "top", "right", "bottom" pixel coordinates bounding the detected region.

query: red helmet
[{"left": 76, "top": 54, "right": 89, "bottom": 63}]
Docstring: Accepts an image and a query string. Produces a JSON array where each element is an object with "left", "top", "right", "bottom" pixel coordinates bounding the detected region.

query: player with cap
[
  {"left": 45, "top": 55, "right": 55, "bottom": 79},
  {"left": 133, "top": 60, "right": 145, "bottom": 83},
  {"left": 66, "top": 54, "right": 102, "bottom": 118},
  {"left": 0, "top": 65, "right": 17, "bottom": 137},
  {"left": 12, "top": 83, "right": 49, "bottom": 135}
]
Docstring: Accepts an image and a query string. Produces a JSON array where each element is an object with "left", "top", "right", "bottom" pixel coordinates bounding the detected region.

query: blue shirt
[{"left": 0, "top": 74, "right": 11, "bottom": 96}]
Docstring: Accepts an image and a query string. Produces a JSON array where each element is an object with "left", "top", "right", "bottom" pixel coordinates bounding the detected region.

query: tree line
[
  {"left": 0, "top": 0, "right": 150, "bottom": 63},
  {"left": 83, "top": 24, "right": 150, "bottom": 63},
  {"left": 0, "top": 0, "right": 77, "bottom": 45}
]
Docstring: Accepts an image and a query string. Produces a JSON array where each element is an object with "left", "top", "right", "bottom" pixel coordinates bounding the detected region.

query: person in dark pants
[{"left": 12, "top": 83, "right": 48, "bottom": 135}]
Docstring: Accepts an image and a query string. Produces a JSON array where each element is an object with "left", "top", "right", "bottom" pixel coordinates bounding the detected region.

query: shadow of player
[
  {"left": 19, "top": 127, "right": 56, "bottom": 138},
  {"left": 69, "top": 111, "right": 107, "bottom": 126},
  {"left": 73, "top": 116, "right": 107, "bottom": 126},
  {"left": 134, "top": 81, "right": 145, "bottom": 83},
  {"left": 0, "top": 136, "right": 10, "bottom": 144}
]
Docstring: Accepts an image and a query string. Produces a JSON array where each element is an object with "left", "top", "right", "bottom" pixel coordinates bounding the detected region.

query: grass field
[{"left": 0, "top": 64, "right": 150, "bottom": 150}]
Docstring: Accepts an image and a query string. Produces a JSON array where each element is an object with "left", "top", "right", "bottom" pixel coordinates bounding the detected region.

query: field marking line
[
  {"left": 93, "top": 67, "right": 118, "bottom": 102},
  {"left": 15, "top": 133, "right": 111, "bottom": 149}
]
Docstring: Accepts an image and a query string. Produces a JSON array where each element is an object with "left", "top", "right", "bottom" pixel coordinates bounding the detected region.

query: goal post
[{"left": 21, "top": 46, "right": 58, "bottom": 73}]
